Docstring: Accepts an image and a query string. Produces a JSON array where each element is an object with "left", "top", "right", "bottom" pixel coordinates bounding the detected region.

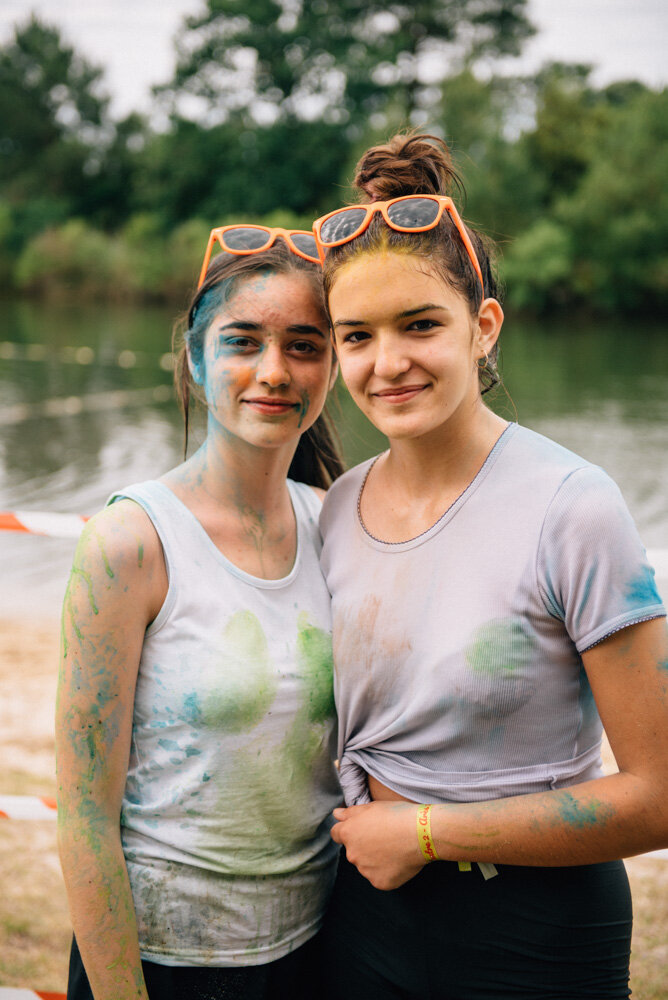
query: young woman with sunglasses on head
[
  {"left": 56, "top": 228, "right": 343, "bottom": 1000},
  {"left": 314, "top": 133, "right": 668, "bottom": 999}
]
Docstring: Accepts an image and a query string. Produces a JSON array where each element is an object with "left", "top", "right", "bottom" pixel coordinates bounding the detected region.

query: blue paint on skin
[
  {"left": 625, "top": 566, "right": 662, "bottom": 607},
  {"left": 658, "top": 658, "right": 668, "bottom": 674},
  {"left": 557, "top": 791, "right": 612, "bottom": 828}
]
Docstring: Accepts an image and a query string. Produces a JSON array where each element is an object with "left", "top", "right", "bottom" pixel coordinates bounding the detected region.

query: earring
[{"left": 476, "top": 351, "right": 489, "bottom": 370}]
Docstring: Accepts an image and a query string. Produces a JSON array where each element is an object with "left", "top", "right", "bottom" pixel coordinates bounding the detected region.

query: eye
[
  {"left": 290, "top": 340, "right": 320, "bottom": 355},
  {"left": 340, "top": 330, "right": 371, "bottom": 345},
  {"left": 407, "top": 318, "right": 438, "bottom": 332},
  {"left": 217, "top": 336, "right": 257, "bottom": 354}
]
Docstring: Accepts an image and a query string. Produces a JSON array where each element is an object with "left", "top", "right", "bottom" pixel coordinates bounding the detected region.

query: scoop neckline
[
  {"left": 154, "top": 479, "right": 304, "bottom": 589},
  {"left": 356, "top": 422, "right": 516, "bottom": 552}
]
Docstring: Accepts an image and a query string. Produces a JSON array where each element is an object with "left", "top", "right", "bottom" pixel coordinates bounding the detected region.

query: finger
[
  {"left": 330, "top": 822, "right": 343, "bottom": 844},
  {"left": 332, "top": 807, "right": 348, "bottom": 820}
]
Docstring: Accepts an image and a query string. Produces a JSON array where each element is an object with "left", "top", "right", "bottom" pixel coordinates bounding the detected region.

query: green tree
[
  {"left": 0, "top": 15, "right": 118, "bottom": 255},
  {"left": 555, "top": 86, "right": 668, "bottom": 312},
  {"left": 159, "top": 0, "right": 533, "bottom": 132},
  {"left": 0, "top": 16, "right": 108, "bottom": 198}
]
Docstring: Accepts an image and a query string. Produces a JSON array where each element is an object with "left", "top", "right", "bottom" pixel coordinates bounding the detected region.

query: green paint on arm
[
  {"left": 69, "top": 566, "right": 99, "bottom": 616},
  {"left": 137, "top": 544, "right": 144, "bottom": 569},
  {"left": 91, "top": 527, "right": 115, "bottom": 579}
]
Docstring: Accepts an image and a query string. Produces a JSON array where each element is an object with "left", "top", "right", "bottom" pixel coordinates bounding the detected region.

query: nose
[
  {"left": 373, "top": 336, "right": 411, "bottom": 380},
  {"left": 255, "top": 343, "right": 290, "bottom": 387}
]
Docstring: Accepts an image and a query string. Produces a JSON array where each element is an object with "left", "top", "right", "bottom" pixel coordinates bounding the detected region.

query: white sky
[{"left": 0, "top": 0, "right": 665, "bottom": 119}]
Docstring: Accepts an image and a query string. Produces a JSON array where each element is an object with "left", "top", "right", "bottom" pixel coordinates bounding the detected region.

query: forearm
[
  {"left": 333, "top": 769, "right": 668, "bottom": 890},
  {"left": 59, "top": 820, "right": 149, "bottom": 1000},
  {"left": 432, "top": 771, "right": 668, "bottom": 867}
]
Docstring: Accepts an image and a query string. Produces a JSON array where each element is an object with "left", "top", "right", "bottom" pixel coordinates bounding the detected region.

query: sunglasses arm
[{"left": 197, "top": 230, "right": 220, "bottom": 290}]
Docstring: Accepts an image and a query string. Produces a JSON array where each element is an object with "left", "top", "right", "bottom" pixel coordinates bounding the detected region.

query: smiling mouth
[
  {"left": 242, "top": 397, "right": 299, "bottom": 414},
  {"left": 373, "top": 385, "right": 428, "bottom": 403}
]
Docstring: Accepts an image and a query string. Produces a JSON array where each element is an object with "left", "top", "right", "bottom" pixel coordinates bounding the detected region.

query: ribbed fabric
[
  {"left": 107, "top": 480, "right": 341, "bottom": 966},
  {"left": 320, "top": 424, "right": 665, "bottom": 806}
]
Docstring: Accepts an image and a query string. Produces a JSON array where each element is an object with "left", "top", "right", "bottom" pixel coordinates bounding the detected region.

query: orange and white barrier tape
[
  {"left": 0, "top": 511, "right": 89, "bottom": 538},
  {"left": 0, "top": 795, "right": 57, "bottom": 820},
  {"left": 0, "top": 990, "right": 66, "bottom": 999}
]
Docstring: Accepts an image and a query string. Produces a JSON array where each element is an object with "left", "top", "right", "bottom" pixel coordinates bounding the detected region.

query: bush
[
  {"left": 14, "top": 220, "right": 120, "bottom": 297},
  {"left": 501, "top": 219, "right": 574, "bottom": 311}
]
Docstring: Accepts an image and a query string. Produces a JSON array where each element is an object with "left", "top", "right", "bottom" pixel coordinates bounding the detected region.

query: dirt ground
[{"left": 0, "top": 617, "right": 666, "bottom": 997}]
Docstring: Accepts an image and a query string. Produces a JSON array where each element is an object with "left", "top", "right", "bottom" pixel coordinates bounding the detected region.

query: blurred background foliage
[{"left": 0, "top": 0, "right": 665, "bottom": 315}]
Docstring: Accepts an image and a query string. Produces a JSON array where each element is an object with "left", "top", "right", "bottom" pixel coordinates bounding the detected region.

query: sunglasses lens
[
  {"left": 291, "top": 233, "right": 319, "bottom": 259},
  {"left": 319, "top": 208, "right": 367, "bottom": 245},
  {"left": 222, "top": 227, "right": 271, "bottom": 251},
  {"left": 387, "top": 198, "right": 440, "bottom": 229}
]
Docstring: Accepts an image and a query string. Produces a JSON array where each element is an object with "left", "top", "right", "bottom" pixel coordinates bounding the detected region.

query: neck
[
  {"left": 173, "top": 429, "right": 297, "bottom": 517},
  {"left": 383, "top": 401, "right": 507, "bottom": 496}
]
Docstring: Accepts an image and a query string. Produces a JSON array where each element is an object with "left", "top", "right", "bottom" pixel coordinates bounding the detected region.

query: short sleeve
[{"left": 537, "top": 465, "right": 665, "bottom": 652}]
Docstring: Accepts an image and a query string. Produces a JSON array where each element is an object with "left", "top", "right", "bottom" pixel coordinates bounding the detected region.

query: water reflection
[{"left": 1, "top": 300, "right": 666, "bottom": 617}]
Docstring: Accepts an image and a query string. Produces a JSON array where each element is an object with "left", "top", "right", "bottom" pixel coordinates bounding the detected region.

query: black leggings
[
  {"left": 67, "top": 931, "right": 323, "bottom": 1000},
  {"left": 322, "top": 855, "right": 632, "bottom": 1000}
]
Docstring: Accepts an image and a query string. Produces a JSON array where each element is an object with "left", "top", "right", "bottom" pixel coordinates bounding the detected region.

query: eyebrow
[
  {"left": 217, "top": 320, "right": 326, "bottom": 338},
  {"left": 333, "top": 303, "right": 450, "bottom": 328}
]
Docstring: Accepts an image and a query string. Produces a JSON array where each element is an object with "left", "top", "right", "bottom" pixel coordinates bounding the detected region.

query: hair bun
[{"left": 353, "top": 131, "right": 463, "bottom": 202}]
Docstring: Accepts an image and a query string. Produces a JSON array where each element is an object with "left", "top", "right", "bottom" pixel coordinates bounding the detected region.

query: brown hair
[
  {"left": 173, "top": 242, "right": 345, "bottom": 488},
  {"left": 323, "top": 131, "right": 501, "bottom": 394}
]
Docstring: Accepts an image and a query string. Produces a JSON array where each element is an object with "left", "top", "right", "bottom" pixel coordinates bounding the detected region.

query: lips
[
  {"left": 242, "top": 396, "right": 299, "bottom": 414},
  {"left": 372, "top": 384, "right": 428, "bottom": 403}
]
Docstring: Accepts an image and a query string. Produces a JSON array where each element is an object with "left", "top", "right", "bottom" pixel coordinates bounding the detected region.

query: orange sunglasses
[
  {"left": 313, "top": 195, "right": 484, "bottom": 293},
  {"left": 197, "top": 224, "right": 320, "bottom": 288}
]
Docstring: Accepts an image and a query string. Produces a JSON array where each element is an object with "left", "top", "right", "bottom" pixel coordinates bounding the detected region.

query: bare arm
[
  {"left": 331, "top": 617, "right": 668, "bottom": 889},
  {"left": 56, "top": 500, "right": 166, "bottom": 998}
]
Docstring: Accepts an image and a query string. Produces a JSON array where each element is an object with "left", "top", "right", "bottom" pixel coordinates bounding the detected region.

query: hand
[{"left": 330, "top": 801, "right": 428, "bottom": 890}]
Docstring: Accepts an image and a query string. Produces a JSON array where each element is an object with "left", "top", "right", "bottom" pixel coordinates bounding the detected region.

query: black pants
[
  {"left": 68, "top": 931, "right": 323, "bottom": 1000},
  {"left": 322, "top": 855, "right": 632, "bottom": 1000}
]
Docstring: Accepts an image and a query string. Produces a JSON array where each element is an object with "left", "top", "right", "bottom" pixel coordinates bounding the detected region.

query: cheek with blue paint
[{"left": 297, "top": 389, "right": 310, "bottom": 428}]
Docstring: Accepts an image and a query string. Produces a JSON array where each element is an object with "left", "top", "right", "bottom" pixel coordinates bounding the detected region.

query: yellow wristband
[{"left": 416, "top": 804, "right": 440, "bottom": 862}]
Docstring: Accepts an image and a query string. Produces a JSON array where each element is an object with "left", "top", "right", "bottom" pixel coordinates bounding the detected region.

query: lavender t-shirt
[{"left": 320, "top": 423, "right": 665, "bottom": 806}]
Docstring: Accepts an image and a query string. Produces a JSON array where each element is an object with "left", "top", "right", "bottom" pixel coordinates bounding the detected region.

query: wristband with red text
[{"left": 416, "top": 803, "right": 439, "bottom": 862}]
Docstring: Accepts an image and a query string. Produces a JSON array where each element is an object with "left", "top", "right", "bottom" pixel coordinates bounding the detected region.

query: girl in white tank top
[{"left": 57, "top": 231, "right": 343, "bottom": 998}]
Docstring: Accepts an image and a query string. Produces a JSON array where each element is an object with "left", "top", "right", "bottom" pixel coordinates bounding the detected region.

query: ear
[
  {"left": 475, "top": 297, "right": 504, "bottom": 357},
  {"left": 186, "top": 342, "right": 205, "bottom": 387}
]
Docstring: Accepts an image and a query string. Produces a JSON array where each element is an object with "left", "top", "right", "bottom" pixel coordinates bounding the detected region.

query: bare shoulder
[{"left": 67, "top": 499, "right": 167, "bottom": 626}]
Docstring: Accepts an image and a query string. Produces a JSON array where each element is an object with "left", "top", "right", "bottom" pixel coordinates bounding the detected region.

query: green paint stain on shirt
[
  {"left": 199, "top": 611, "right": 277, "bottom": 733},
  {"left": 465, "top": 618, "right": 533, "bottom": 677},
  {"left": 296, "top": 614, "right": 335, "bottom": 723}
]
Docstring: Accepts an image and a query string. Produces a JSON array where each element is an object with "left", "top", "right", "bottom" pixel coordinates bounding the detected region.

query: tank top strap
[{"left": 287, "top": 479, "right": 323, "bottom": 527}]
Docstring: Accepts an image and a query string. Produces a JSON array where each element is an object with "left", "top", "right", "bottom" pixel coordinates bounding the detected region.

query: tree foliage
[
  {"left": 0, "top": 16, "right": 108, "bottom": 198},
  {"left": 159, "top": 0, "right": 534, "bottom": 131},
  {"left": 0, "top": 7, "right": 666, "bottom": 316}
]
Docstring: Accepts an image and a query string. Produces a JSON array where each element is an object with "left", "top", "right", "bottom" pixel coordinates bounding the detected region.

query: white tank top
[{"left": 108, "top": 479, "right": 341, "bottom": 967}]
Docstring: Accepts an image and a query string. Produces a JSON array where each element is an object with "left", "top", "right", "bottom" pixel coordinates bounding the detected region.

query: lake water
[{"left": 1, "top": 298, "right": 667, "bottom": 618}]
